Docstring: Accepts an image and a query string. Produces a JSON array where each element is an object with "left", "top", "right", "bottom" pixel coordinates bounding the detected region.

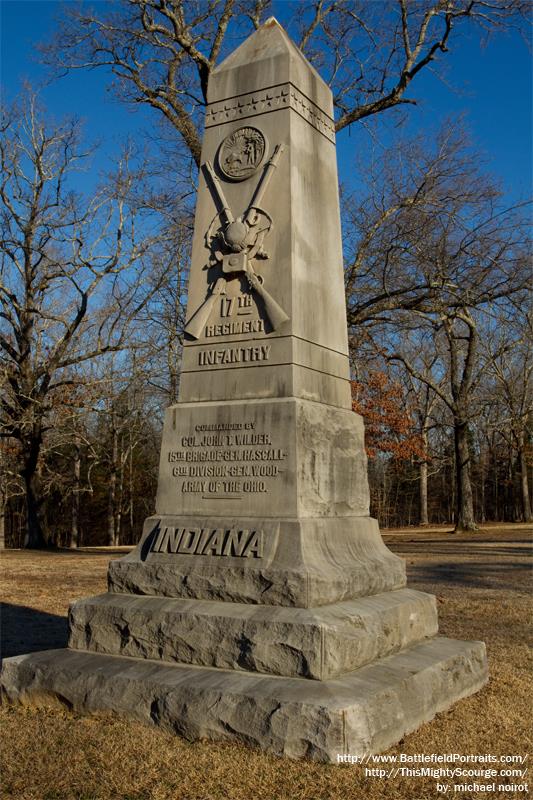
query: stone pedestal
[
  {"left": 0, "top": 17, "right": 487, "bottom": 761},
  {"left": 1, "top": 640, "right": 487, "bottom": 761}
]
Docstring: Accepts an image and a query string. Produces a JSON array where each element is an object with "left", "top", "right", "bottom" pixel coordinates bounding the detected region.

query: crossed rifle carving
[{"left": 184, "top": 144, "right": 289, "bottom": 340}]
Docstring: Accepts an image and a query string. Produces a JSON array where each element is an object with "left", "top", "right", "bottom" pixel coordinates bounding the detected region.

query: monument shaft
[
  {"left": 1, "top": 19, "right": 488, "bottom": 761},
  {"left": 180, "top": 24, "right": 349, "bottom": 408},
  {"left": 110, "top": 20, "right": 398, "bottom": 605}
]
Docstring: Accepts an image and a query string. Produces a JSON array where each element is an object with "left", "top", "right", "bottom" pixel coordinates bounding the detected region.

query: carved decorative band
[{"left": 205, "top": 83, "right": 336, "bottom": 142}]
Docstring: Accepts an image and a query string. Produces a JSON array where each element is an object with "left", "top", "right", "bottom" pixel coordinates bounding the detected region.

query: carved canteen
[{"left": 218, "top": 126, "right": 266, "bottom": 180}]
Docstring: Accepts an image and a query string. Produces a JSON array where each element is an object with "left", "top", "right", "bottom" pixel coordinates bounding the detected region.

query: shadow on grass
[
  {"left": 406, "top": 561, "right": 531, "bottom": 591},
  {"left": 7, "top": 547, "right": 131, "bottom": 557},
  {"left": 0, "top": 602, "right": 68, "bottom": 663},
  {"left": 386, "top": 537, "right": 532, "bottom": 549}
]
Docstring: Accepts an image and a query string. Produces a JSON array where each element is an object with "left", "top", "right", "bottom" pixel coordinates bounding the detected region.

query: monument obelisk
[{"left": 1, "top": 19, "right": 488, "bottom": 761}]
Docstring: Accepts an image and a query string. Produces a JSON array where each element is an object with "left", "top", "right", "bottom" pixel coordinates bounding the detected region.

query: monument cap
[{"left": 207, "top": 16, "right": 333, "bottom": 118}]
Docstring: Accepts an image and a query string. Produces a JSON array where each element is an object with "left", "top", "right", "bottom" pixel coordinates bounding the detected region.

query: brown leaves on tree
[{"left": 352, "top": 371, "right": 426, "bottom": 462}]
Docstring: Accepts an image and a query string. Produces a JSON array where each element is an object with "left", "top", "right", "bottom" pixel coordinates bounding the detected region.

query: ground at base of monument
[
  {"left": 0, "top": 526, "right": 530, "bottom": 799},
  {"left": 1, "top": 636, "right": 487, "bottom": 763}
]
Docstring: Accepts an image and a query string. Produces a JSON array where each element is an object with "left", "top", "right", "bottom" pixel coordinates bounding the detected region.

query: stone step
[
  {"left": 0, "top": 637, "right": 488, "bottom": 762},
  {"left": 69, "top": 588, "right": 438, "bottom": 680}
]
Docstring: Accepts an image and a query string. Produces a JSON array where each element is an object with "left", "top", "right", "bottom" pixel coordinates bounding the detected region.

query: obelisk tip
[
  {"left": 262, "top": 16, "right": 282, "bottom": 28},
  {"left": 209, "top": 14, "right": 332, "bottom": 110}
]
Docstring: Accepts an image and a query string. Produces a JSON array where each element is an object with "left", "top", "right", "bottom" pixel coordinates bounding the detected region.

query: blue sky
[{"left": 1, "top": 0, "right": 531, "bottom": 203}]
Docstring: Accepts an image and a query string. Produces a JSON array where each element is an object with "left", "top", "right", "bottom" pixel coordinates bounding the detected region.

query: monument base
[
  {"left": 109, "top": 515, "right": 406, "bottom": 607},
  {"left": 1, "top": 637, "right": 487, "bottom": 762},
  {"left": 68, "top": 588, "right": 438, "bottom": 680}
]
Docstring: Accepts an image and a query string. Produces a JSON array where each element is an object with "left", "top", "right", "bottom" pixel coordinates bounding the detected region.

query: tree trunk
[
  {"left": 507, "top": 453, "right": 516, "bottom": 521},
  {"left": 0, "top": 442, "right": 6, "bottom": 549},
  {"left": 70, "top": 438, "right": 81, "bottom": 548},
  {"left": 493, "top": 444, "right": 499, "bottom": 520},
  {"left": 479, "top": 444, "right": 486, "bottom": 523},
  {"left": 115, "top": 436, "right": 124, "bottom": 547},
  {"left": 0, "top": 491, "right": 5, "bottom": 550},
  {"left": 107, "top": 428, "right": 118, "bottom": 547},
  {"left": 518, "top": 433, "right": 532, "bottom": 522},
  {"left": 450, "top": 449, "right": 456, "bottom": 525},
  {"left": 129, "top": 433, "right": 135, "bottom": 542},
  {"left": 419, "top": 426, "right": 429, "bottom": 525},
  {"left": 454, "top": 417, "right": 477, "bottom": 532},
  {"left": 419, "top": 460, "right": 429, "bottom": 525},
  {"left": 23, "top": 472, "right": 47, "bottom": 548},
  {"left": 21, "top": 431, "right": 48, "bottom": 549}
]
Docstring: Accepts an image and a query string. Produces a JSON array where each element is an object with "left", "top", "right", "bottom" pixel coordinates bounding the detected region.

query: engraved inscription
[
  {"left": 218, "top": 126, "right": 266, "bottom": 180},
  {"left": 219, "top": 292, "right": 255, "bottom": 320},
  {"left": 198, "top": 344, "right": 271, "bottom": 365},
  {"left": 205, "top": 319, "right": 264, "bottom": 337},
  {"left": 150, "top": 524, "right": 263, "bottom": 558},
  {"left": 167, "top": 419, "right": 287, "bottom": 497},
  {"left": 237, "top": 294, "right": 253, "bottom": 313},
  {"left": 204, "top": 291, "right": 263, "bottom": 337}
]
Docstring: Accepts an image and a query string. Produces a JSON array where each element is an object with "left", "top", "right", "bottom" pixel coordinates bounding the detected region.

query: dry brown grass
[{"left": 0, "top": 526, "right": 531, "bottom": 800}]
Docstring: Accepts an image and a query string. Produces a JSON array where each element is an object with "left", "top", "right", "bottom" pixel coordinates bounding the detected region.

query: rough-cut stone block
[
  {"left": 108, "top": 516, "right": 406, "bottom": 607},
  {"left": 0, "top": 637, "right": 488, "bottom": 762},
  {"left": 68, "top": 588, "right": 438, "bottom": 680}
]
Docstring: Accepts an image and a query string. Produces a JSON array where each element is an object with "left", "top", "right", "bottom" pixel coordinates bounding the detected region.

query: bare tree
[
  {"left": 137, "top": 213, "right": 192, "bottom": 405},
  {"left": 388, "top": 311, "right": 484, "bottom": 530},
  {"left": 0, "top": 439, "right": 24, "bottom": 549},
  {"left": 482, "top": 297, "right": 533, "bottom": 522},
  {"left": 42, "top": 0, "right": 529, "bottom": 167},
  {"left": 399, "top": 348, "right": 443, "bottom": 525},
  {"left": 344, "top": 123, "right": 530, "bottom": 531},
  {"left": 0, "top": 93, "right": 157, "bottom": 547}
]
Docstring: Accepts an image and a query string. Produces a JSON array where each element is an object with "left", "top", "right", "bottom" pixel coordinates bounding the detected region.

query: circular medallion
[{"left": 218, "top": 127, "right": 266, "bottom": 181}]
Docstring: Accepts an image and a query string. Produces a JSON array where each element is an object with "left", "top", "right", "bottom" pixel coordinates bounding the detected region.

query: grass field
[{"left": 1, "top": 524, "right": 531, "bottom": 800}]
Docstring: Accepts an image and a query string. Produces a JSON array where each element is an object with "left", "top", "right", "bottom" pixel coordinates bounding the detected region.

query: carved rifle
[
  {"left": 184, "top": 277, "right": 226, "bottom": 340},
  {"left": 184, "top": 147, "right": 288, "bottom": 339}
]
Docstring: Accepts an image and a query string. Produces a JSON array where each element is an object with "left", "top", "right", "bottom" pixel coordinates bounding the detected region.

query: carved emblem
[
  {"left": 218, "top": 127, "right": 266, "bottom": 181},
  {"left": 185, "top": 144, "right": 289, "bottom": 339}
]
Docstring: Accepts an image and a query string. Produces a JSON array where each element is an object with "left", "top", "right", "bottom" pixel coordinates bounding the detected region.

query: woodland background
[{"left": 1, "top": 0, "right": 531, "bottom": 549}]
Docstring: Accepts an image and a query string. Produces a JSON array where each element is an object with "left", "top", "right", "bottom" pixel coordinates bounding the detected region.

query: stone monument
[{"left": 1, "top": 19, "right": 488, "bottom": 761}]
